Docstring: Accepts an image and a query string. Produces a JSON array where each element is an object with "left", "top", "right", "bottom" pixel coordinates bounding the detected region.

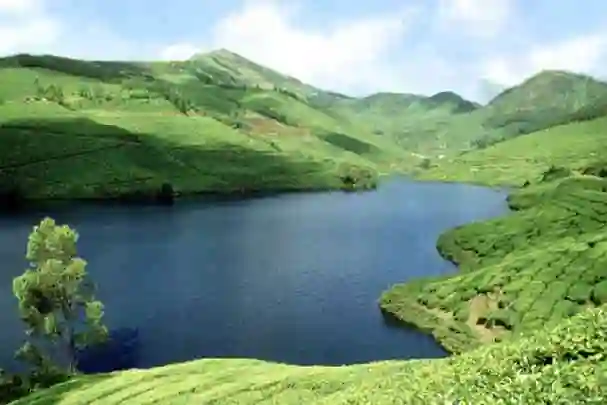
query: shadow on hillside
[
  {"left": 0, "top": 54, "right": 153, "bottom": 82},
  {"left": 0, "top": 117, "right": 376, "bottom": 211}
]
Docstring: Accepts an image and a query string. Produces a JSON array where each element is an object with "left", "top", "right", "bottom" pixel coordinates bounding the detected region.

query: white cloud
[
  {"left": 437, "top": 0, "right": 514, "bottom": 38},
  {"left": 158, "top": 1, "right": 415, "bottom": 93},
  {"left": 160, "top": 43, "right": 199, "bottom": 61},
  {"left": 0, "top": 0, "right": 40, "bottom": 14},
  {"left": 482, "top": 33, "right": 607, "bottom": 87},
  {"left": 0, "top": 18, "right": 59, "bottom": 54},
  {"left": 0, "top": 0, "right": 61, "bottom": 54}
]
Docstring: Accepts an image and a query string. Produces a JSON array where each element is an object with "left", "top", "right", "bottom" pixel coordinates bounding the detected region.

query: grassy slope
[
  {"left": 418, "top": 116, "right": 607, "bottom": 186},
  {"left": 2, "top": 54, "right": 607, "bottom": 201},
  {"left": 0, "top": 55, "right": 412, "bottom": 199},
  {"left": 382, "top": 175, "right": 607, "bottom": 353},
  {"left": 13, "top": 306, "right": 607, "bottom": 404},
  {"left": 379, "top": 115, "right": 607, "bottom": 355},
  {"left": 315, "top": 70, "right": 607, "bottom": 157}
]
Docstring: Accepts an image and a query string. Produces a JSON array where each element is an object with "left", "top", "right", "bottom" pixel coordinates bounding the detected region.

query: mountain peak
[
  {"left": 191, "top": 48, "right": 244, "bottom": 61},
  {"left": 425, "top": 91, "right": 479, "bottom": 113},
  {"left": 489, "top": 69, "right": 607, "bottom": 107}
]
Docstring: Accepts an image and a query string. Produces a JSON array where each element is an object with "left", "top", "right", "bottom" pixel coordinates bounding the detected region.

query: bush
[
  {"left": 566, "top": 282, "right": 592, "bottom": 304},
  {"left": 591, "top": 280, "right": 607, "bottom": 305}
]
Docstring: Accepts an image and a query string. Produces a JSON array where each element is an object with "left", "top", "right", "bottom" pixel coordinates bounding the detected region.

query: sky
[{"left": 1, "top": 0, "right": 607, "bottom": 102}]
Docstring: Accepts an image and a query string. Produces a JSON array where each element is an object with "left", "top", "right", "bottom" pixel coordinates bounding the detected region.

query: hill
[
  {"left": 381, "top": 114, "right": 607, "bottom": 353},
  {"left": 3, "top": 52, "right": 607, "bottom": 203},
  {"left": 0, "top": 53, "right": 415, "bottom": 202},
  {"left": 381, "top": 174, "right": 607, "bottom": 352},
  {"left": 317, "top": 70, "right": 607, "bottom": 156},
  {"left": 417, "top": 115, "right": 607, "bottom": 186},
  {"left": 471, "top": 70, "right": 607, "bottom": 148}
]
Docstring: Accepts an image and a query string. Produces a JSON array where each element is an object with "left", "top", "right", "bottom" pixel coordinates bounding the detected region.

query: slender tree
[{"left": 12, "top": 218, "right": 108, "bottom": 375}]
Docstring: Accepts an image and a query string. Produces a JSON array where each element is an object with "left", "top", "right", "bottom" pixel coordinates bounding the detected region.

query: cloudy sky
[{"left": 1, "top": 0, "right": 607, "bottom": 102}]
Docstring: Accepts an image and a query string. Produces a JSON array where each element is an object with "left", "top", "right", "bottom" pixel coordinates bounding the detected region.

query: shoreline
[
  {"left": 0, "top": 182, "right": 378, "bottom": 214},
  {"left": 1, "top": 173, "right": 511, "bottom": 213},
  {"left": 378, "top": 182, "right": 516, "bottom": 355}
]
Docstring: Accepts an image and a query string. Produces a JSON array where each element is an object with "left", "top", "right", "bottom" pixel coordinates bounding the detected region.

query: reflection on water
[{"left": 76, "top": 328, "right": 140, "bottom": 373}]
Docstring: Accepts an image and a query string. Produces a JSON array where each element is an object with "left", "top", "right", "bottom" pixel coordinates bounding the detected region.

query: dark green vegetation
[{"left": 3, "top": 51, "right": 607, "bottom": 203}]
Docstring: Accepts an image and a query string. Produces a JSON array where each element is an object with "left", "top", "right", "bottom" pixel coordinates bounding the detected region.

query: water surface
[{"left": 0, "top": 179, "right": 508, "bottom": 369}]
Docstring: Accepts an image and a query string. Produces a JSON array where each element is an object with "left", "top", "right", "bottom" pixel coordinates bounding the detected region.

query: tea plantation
[{"left": 381, "top": 175, "right": 607, "bottom": 353}]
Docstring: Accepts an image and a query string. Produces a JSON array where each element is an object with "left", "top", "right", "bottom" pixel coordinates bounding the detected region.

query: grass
[
  {"left": 418, "top": 116, "right": 607, "bottom": 186},
  {"left": 10, "top": 305, "right": 607, "bottom": 404},
  {"left": 0, "top": 115, "right": 379, "bottom": 200},
  {"left": 380, "top": 175, "right": 607, "bottom": 354},
  {"left": 0, "top": 54, "right": 426, "bottom": 201},
  {"left": 3, "top": 53, "right": 607, "bottom": 203}
]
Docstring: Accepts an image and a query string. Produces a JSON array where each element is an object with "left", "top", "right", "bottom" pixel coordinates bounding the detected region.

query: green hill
[
  {"left": 418, "top": 115, "right": 607, "bottom": 186},
  {"left": 0, "top": 53, "right": 416, "bottom": 202},
  {"left": 381, "top": 175, "right": 607, "bottom": 352},
  {"left": 472, "top": 70, "right": 607, "bottom": 148},
  {"left": 381, "top": 114, "right": 607, "bottom": 354},
  {"left": 3, "top": 52, "right": 607, "bottom": 203}
]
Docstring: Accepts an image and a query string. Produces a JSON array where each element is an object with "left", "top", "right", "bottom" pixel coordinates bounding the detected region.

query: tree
[{"left": 12, "top": 218, "right": 108, "bottom": 375}]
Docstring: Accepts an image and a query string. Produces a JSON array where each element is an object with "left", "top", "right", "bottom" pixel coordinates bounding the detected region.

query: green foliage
[
  {"left": 0, "top": 52, "right": 412, "bottom": 199},
  {"left": 381, "top": 176, "right": 607, "bottom": 354},
  {"left": 420, "top": 116, "right": 607, "bottom": 186},
  {"left": 13, "top": 218, "right": 108, "bottom": 375}
]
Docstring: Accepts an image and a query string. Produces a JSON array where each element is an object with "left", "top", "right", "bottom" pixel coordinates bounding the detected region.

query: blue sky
[{"left": 1, "top": 0, "right": 607, "bottom": 102}]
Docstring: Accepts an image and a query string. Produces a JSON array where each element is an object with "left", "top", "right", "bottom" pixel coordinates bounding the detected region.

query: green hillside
[
  {"left": 418, "top": 115, "right": 607, "bottom": 186},
  {"left": 2, "top": 52, "right": 607, "bottom": 204},
  {"left": 381, "top": 175, "right": 607, "bottom": 352},
  {"left": 381, "top": 114, "right": 607, "bottom": 354},
  {"left": 314, "top": 70, "right": 607, "bottom": 156},
  {"left": 0, "top": 53, "right": 413, "bottom": 202}
]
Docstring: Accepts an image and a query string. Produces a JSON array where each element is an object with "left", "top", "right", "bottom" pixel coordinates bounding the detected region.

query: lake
[{"left": 0, "top": 179, "right": 509, "bottom": 370}]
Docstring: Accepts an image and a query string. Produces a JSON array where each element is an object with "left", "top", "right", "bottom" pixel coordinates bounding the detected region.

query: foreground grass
[
  {"left": 13, "top": 305, "right": 607, "bottom": 404},
  {"left": 381, "top": 175, "right": 607, "bottom": 354}
]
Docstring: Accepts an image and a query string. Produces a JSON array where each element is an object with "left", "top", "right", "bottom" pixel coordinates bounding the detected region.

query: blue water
[{"left": 0, "top": 179, "right": 508, "bottom": 370}]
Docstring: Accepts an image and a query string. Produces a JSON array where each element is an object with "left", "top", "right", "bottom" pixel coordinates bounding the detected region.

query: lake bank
[{"left": 379, "top": 175, "right": 607, "bottom": 354}]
